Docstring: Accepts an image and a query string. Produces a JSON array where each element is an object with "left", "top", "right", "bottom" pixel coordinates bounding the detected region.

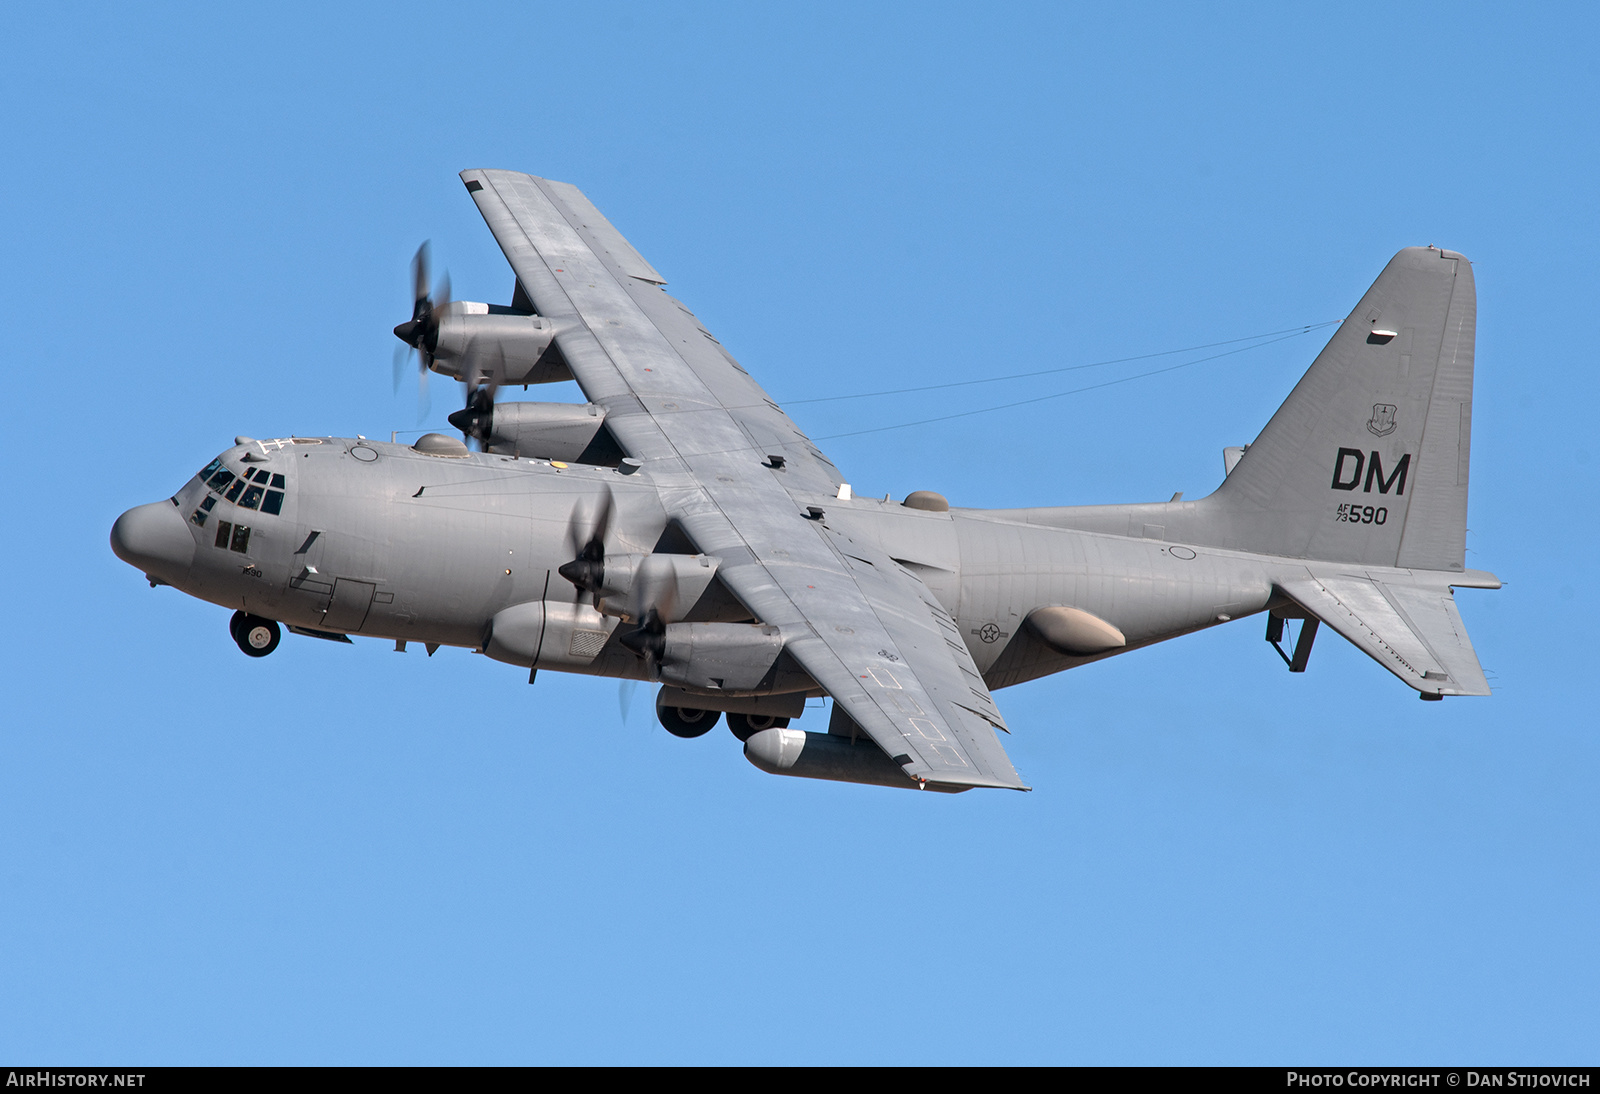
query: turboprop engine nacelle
[
  {"left": 482, "top": 599, "right": 621, "bottom": 671},
  {"left": 590, "top": 553, "right": 722, "bottom": 619},
  {"left": 428, "top": 302, "right": 568, "bottom": 385},
  {"left": 648, "top": 622, "right": 795, "bottom": 694},
  {"left": 477, "top": 402, "right": 621, "bottom": 464}
]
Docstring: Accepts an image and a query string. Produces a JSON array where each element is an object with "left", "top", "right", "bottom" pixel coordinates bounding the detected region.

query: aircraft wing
[
  {"left": 683, "top": 512, "right": 1026, "bottom": 790},
  {"left": 462, "top": 169, "right": 1026, "bottom": 790}
]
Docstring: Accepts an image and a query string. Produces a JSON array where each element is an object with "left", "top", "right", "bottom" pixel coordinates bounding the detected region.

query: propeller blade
[
  {"left": 557, "top": 486, "right": 615, "bottom": 597},
  {"left": 392, "top": 344, "right": 407, "bottom": 393},
  {"left": 423, "top": 272, "right": 450, "bottom": 373},
  {"left": 591, "top": 486, "right": 614, "bottom": 553},
  {"left": 411, "top": 241, "right": 431, "bottom": 314},
  {"left": 619, "top": 555, "right": 681, "bottom": 678},
  {"left": 391, "top": 242, "right": 453, "bottom": 425},
  {"left": 618, "top": 679, "right": 638, "bottom": 723},
  {"left": 448, "top": 384, "right": 495, "bottom": 448},
  {"left": 629, "top": 553, "right": 680, "bottom": 626},
  {"left": 618, "top": 607, "right": 667, "bottom": 677},
  {"left": 396, "top": 244, "right": 447, "bottom": 370}
]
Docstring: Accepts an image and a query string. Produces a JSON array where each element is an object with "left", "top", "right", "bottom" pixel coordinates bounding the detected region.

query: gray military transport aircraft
[{"left": 111, "top": 169, "right": 1499, "bottom": 793}]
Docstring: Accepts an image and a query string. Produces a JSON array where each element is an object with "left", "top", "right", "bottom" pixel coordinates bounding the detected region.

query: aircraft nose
[{"left": 111, "top": 501, "right": 196, "bottom": 585}]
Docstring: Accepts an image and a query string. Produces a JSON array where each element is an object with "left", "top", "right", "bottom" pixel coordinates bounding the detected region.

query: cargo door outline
[{"left": 322, "top": 579, "right": 376, "bottom": 632}]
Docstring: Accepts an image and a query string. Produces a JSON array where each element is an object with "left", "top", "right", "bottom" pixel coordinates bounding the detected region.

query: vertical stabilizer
[{"left": 1209, "top": 247, "right": 1475, "bottom": 570}]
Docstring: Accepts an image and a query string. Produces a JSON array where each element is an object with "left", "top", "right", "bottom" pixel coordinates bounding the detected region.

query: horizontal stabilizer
[{"left": 1277, "top": 572, "right": 1490, "bottom": 697}]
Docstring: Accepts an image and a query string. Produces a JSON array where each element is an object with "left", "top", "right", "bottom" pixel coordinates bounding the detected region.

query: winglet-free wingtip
[{"left": 924, "top": 775, "right": 1032, "bottom": 793}]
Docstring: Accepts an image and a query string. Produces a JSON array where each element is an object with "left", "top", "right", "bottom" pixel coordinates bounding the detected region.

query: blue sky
[{"left": 2, "top": 1, "right": 1597, "bottom": 1064}]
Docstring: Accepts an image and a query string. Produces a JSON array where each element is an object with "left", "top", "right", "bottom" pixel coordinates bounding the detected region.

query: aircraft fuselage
[{"left": 113, "top": 435, "right": 1280, "bottom": 692}]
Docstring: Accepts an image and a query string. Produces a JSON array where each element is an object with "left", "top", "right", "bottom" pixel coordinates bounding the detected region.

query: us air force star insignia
[
  {"left": 1367, "top": 403, "right": 1398, "bottom": 437},
  {"left": 978, "top": 623, "right": 1002, "bottom": 643}
]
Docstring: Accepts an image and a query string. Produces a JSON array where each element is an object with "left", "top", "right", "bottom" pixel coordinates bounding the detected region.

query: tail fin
[{"left": 1210, "top": 247, "right": 1476, "bottom": 571}]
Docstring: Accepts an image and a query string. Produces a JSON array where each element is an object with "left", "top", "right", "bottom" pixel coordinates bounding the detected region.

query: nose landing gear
[{"left": 229, "top": 610, "right": 281, "bottom": 657}]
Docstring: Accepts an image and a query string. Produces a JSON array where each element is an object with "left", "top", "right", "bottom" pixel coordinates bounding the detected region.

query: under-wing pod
[
  {"left": 427, "top": 302, "right": 570, "bottom": 386},
  {"left": 743, "top": 727, "right": 968, "bottom": 793}
]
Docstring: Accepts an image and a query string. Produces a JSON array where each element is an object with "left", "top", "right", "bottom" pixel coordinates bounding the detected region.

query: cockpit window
[
  {"left": 199, "top": 461, "right": 288, "bottom": 514},
  {"left": 190, "top": 508, "right": 209, "bottom": 527},
  {"left": 230, "top": 525, "right": 251, "bottom": 553},
  {"left": 215, "top": 521, "right": 232, "bottom": 548}
]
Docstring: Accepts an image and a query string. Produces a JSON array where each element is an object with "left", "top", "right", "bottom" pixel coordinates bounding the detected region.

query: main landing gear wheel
[
  {"left": 230, "top": 611, "right": 281, "bottom": 658},
  {"left": 725, "top": 712, "right": 792, "bottom": 742},
  {"left": 655, "top": 698, "right": 721, "bottom": 739}
]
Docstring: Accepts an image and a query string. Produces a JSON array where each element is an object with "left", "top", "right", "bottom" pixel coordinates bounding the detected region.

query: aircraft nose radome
[{"left": 111, "top": 501, "right": 195, "bottom": 585}]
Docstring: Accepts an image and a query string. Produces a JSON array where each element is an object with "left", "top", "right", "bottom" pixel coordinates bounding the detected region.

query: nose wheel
[{"left": 229, "top": 611, "right": 281, "bottom": 658}]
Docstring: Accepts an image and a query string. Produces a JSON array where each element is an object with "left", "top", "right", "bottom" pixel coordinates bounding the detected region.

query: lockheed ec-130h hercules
[{"left": 111, "top": 169, "right": 1499, "bottom": 793}]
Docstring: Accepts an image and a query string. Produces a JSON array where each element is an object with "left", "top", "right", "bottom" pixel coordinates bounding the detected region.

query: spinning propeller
[
  {"left": 617, "top": 555, "right": 681, "bottom": 680},
  {"left": 557, "top": 486, "right": 615, "bottom": 602},
  {"left": 446, "top": 352, "right": 501, "bottom": 450},
  {"left": 392, "top": 242, "right": 450, "bottom": 421},
  {"left": 555, "top": 490, "right": 683, "bottom": 678},
  {"left": 394, "top": 241, "right": 503, "bottom": 447}
]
